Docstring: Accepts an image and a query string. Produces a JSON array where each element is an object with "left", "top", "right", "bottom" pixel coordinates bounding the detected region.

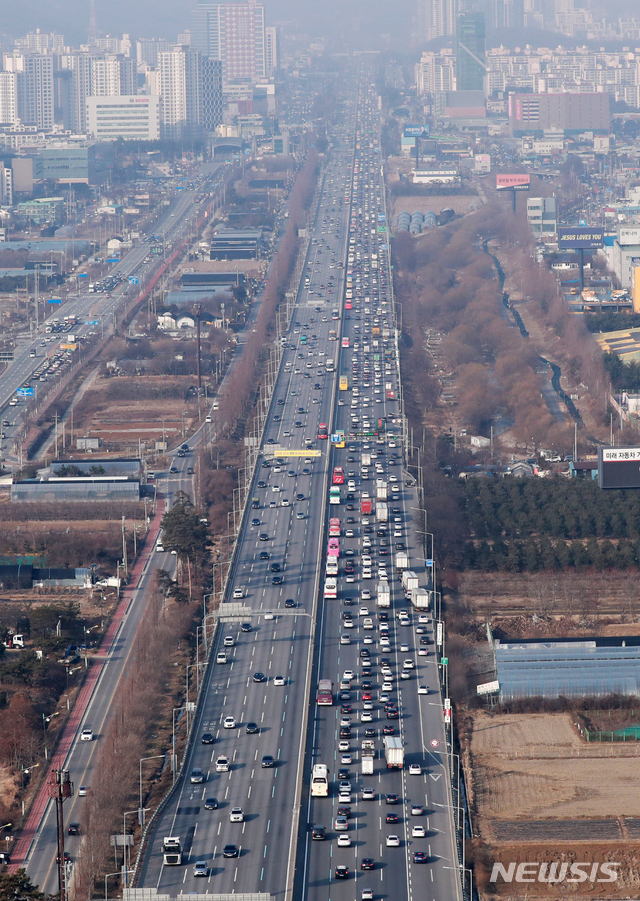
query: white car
[
  {"left": 264, "top": 611, "right": 274, "bottom": 620},
  {"left": 359, "top": 607, "right": 369, "bottom": 616},
  {"left": 386, "top": 834, "right": 400, "bottom": 847},
  {"left": 338, "top": 791, "right": 351, "bottom": 803},
  {"left": 223, "top": 716, "right": 236, "bottom": 729},
  {"left": 80, "top": 728, "right": 93, "bottom": 742},
  {"left": 403, "top": 659, "right": 414, "bottom": 670},
  {"left": 337, "top": 834, "right": 351, "bottom": 847},
  {"left": 361, "top": 590, "right": 372, "bottom": 600},
  {"left": 400, "top": 644, "right": 410, "bottom": 652},
  {"left": 273, "top": 675, "right": 286, "bottom": 686},
  {"left": 412, "top": 825, "right": 426, "bottom": 838},
  {"left": 418, "top": 647, "right": 427, "bottom": 656},
  {"left": 418, "top": 685, "right": 429, "bottom": 694},
  {"left": 229, "top": 807, "right": 244, "bottom": 822},
  {"left": 360, "top": 711, "right": 373, "bottom": 722},
  {"left": 363, "top": 635, "right": 373, "bottom": 644},
  {"left": 409, "top": 764, "right": 422, "bottom": 775},
  {"left": 419, "top": 614, "right": 429, "bottom": 624},
  {"left": 341, "top": 754, "right": 353, "bottom": 764},
  {"left": 339, "top": 740, "right": 350, "bottom": 752},
  {"left": 343, "top": 670, "right": 354, "bottom": 681},
  {"left": 340, "top": 634, "right": 351, "bottom": 644},
  {"left": 223, "top": 636, "right": 235, "bottom": 647}
]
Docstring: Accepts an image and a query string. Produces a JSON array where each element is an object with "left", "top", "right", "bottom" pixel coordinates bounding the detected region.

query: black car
[
  {"left": 341, "top": 704, "right": 352, "bottom": 714},
  {"left": 361, "top": 858, "right": 375, "bottom": 870},
  {"left": 337, "top": 805, "right": 351, "bottom": 818},
  {"left": 56, "top": 852, "right": 71, "bottom": 863},
  {"left": 378, "top": 612, "right": 389, "bottom": 622},
  {"left": 361, "top": 680, "right": 373, "bottom": 690},
  {"left": 338, "top": 768, "right": 350, "bottom": 780},
  {"left": 261, "top": 755, "right": 275, "bottom": 768},
  {"left": 335, "top": 865, "right": 349, "bottom": 879},
  {"left": 270, "top": 563, "right": 281, "bottom": 572},
  {"left": 67, "top": 823, "right": 80, "bottom": 835},
  {"left": 285, "top": 598, "right": 296, "bottom": 608},
  {"left": 380, "top": 657, "right": 391, "bottom": 667},
  {"left": 387, "top": 708, "right": 399, "bottom": 719},
  {"left": 414, "top": 852, "right": 428, "bottom": 864},
  {"left": 385, "top": 812, "right": 399, "bottom": 824},
  {"left": 259, "top": 551, "right": 270, "bottom": 560},
  {"left": 241, "top": 622, "right": 252, "bottom": 632},
  {"left": 383, "top": 725, "right": 395, "bottom": 735},
  {"left": 277, "top": 399, "right": 285, "bottom": 405},
  {"left": 253, "top": 672, "right": 267, "bottom": 683},
  {"left": 311, "top": 824, "right": 326, "bottom": 840},
  {"left": 246, "top": 722, "right": 259, "bottom": 733},
  {"left": 420, "top": 636, "right": 429, "bottom": 645},
  {"left": 343, "top": 597, "right": 355, "bottom": 606},
  {"left": 223, "top": 844, "right": 239, "bottom": 858},
  {"left": 296, "top": 493, "right": 305, "bottom": 500},
  {"left": 272, "top": 575, "right": 284, "bottom": 585},
  {"left": 259, "top": 533, "right": 269, "bottom": 541},
  {"left": 169, "top": 467, "right": 178, "bottom": 474},
  {"left": 364, "top": 727, "right": 376, "bottom": 737},
  {"left": 204, "top": 797, "right": 218, "bottom": 810},
  {"left": 201, "top": 733, "right": 214, "bottom": 744}
]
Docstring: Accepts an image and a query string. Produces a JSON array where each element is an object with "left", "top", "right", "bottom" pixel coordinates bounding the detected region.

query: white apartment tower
[
  {"left": 0, "top": 72, "right": 17, "bottom": 126},
  {"left": 190, "top": 0, "right": 266, "bottom": 83},
  {"left": 158, "top": 45, "right": 202, "bottom": 139},
  {"left": 416, "top": 0, "right": 458, "bottom": 42}
]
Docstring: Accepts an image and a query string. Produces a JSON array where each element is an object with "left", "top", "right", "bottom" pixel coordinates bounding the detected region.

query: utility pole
[
  {"left": 48, "top": 769, "right": 73, "bottom": 901},
  {"left": 122, "top": 515, "right": 128, "bottom": 575}
]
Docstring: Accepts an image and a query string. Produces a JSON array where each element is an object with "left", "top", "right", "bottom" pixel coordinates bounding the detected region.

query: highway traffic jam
[{"left": 136, "top": 74, "right": 461, "bottom": 901}]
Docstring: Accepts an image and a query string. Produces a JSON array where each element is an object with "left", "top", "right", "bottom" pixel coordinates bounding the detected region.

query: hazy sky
[{"left": 6, "top": 0, "right": 414, "bottom": 48}]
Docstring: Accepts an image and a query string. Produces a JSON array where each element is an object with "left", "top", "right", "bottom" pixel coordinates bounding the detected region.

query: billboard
[
  {"left": 598, "top": 446, "right": 640, "bottom": 489},
  {"left": 618, "top": 227, "right": 640, "bottom": 246},
  {"left": 496, "top": 173, "right": 531, "bottom": 192},
  {"left": 404, "top": 124, "right": 429, "bottom": 138},
  {"left": 557, "top": 227, "right": 604, "bottom": 250}
]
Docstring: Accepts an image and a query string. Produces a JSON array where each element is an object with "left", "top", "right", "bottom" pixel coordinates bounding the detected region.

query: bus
[
  {"left": 323, "top": 577, "right": 338, "bottom": 599},
  {"left": 332, "top": 466, "right": 344, "bottom": 485},
  {"left": 339, "top": 376, "right": 349, "bottom": 391},
  {"left": 331, "top": 309, "right": 340, "bottom": 320},
  {"left": 329, "top": 486, "right": 341, "bottom": 505},
  {"left": 318, "top": 423, "right": 328, "bottom": 440},
  {"left": 311, "top": 764, "right": 329, "bottom": 797},
  {"left": 300, "top": 334, "right": 307, "bottom": 345},
  {"left": 316, "top": 679, "right": 333, "bottom": 705},
  {"left": 344, "top": 300, "right": 352, "bottom": 310},
  {"left": 328, "top": 538, "right": 340, "bottom": 557},
  {"left": 341, "top": 337, "right": 350, "bottom": 349},
  {"left": 329, "top": 518, "right": 341, "bottom": 537}
]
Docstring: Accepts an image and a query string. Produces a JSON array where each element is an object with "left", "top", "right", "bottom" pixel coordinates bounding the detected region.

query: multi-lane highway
[
  {"left": 136, "top": 74, "right": 462, "bottom": 901},
  {"left": 0, "top": 162, "right": 224, "bottom": 454}
]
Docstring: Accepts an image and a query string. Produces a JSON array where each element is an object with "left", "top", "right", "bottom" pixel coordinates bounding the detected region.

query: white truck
[
  {"left": 376, "top": 480, "right": 388, "bottom": 501},
  {"left": 383, "top": 736, "right": 404, "bottom": 769},
  {"left": 376, "top": 503, "right": 388, "bottom": 523},
  {"left": 402, "top": 570, "right": 419, "bottom": 597},
  {"left": 361, "top": 739, "right": 375, "bottom": 775},
  {"left": 411, "top": 588, "right": 431, "bottom": 610},
  {"left": 395, "top": 552, "right": 409, "bottom": 572},
  {"left": 361, "top": 452, "right": 371, "bottom": 468},
  {"left": 162, "top": 837, "right": 182, "bottom": 865},
  {"left": 377, "top": 581, "right": 390, "bottom": 607}
]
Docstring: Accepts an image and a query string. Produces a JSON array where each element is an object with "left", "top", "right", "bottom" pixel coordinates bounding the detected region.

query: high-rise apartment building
[
  {"left": 456, "top": 11, "right": 486, "bottom": 91},
  {"left": 415, "top": 50, "right": 456, "bottom": 94},
  {"left": 0, "top": 71, "right": 17, "bottom": 125},
  {"left": 190, "top": 0, "right": 266, "bottom": 83},
  {"left": 265, "top": 26, "right": 278, "bottom": 76},
  {"left": 416, "top": 0, "right": 457, "bottom": 43},
  {"left": 4, "top": 53, "right": 55, "bottom": 130},
  {"left": 485, "top": 0, "right": 524, "bottom": 28},
  {"left": 157, "top": 45, "right": 202, "bottom": 140}
]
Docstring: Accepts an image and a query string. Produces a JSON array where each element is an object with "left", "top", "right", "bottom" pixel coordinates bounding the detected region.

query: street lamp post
[
  {"left": 122, "top": 810, "right": 141, "bottom": 888},
  {"left": 172, "top": 706, "right": 186, "bottom": 783},
  {"left": 139, "top": 755, "right": 164, "bottom": 820}
]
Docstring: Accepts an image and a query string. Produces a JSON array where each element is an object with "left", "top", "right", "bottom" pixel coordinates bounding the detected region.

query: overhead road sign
[
  {"left": 78, "top": 272, "right": 88, "bottom": 277},
  {"left": 263, "top": 448, "right": 321, "bottom": 458},
  {"left": 107, "top": 257, "right": 119, "bottom": 262},
  {"left": 17, "top": 387, "right": 34, "bottom": 397},
  {"left": 557, "top": 227, "right": 604, "bottom": 250},
  {"left": 496, "top": 173, "right": 530, "bottom": 192},
  {"left": 129, "top": 276, "right": 139, "bottom": 285},
  {"left": 48, "top": 298, "right": 62, "bottom": 304},
  {"left": 598, "top": 445, "right": 640, "bottom": 489}
]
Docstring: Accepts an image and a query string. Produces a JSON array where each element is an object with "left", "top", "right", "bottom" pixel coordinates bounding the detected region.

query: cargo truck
[
  {"left": 411, "top": 588, "right": 431, "bottom": 609},
  {"left": 376, "top": 480, "right": 388, "bottom": 501},
  {"left": 162, "top": 837, "right": 182, "bottom": 865},
  {"left": 361, "top": 498, "right": 373, "bottom": 515},
  {"left": 402, "top": 571, "right": 419, "bottom": 596},
  {"left": 361, "top": 739, "right": 375, "bottom": 776},
  {"left": 376, "top": 503, "right": 388, "bottom": 523},
  {"left": 395, "top": 552, "right": 409, "bottom": 572},
  {"left": 361, "top": 453, "right": 371, "bottom": 468},
  {"left": 377, "top": 581, "right": 390, "bottom": 607},
  {"left": 383, "top": 736, "right": 404, "bottom": 769}
]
